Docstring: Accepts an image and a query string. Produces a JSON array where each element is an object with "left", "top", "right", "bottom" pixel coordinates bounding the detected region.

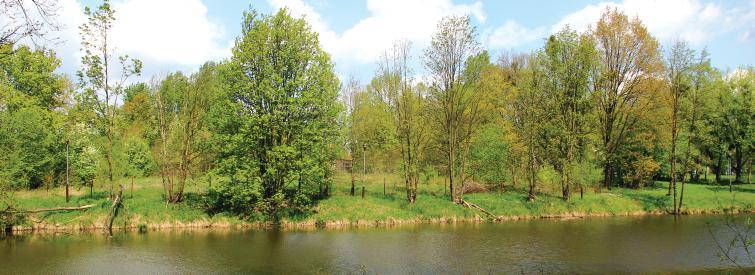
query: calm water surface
[{"left": 1, "top": 214, "right": 753, "bottom": 274}]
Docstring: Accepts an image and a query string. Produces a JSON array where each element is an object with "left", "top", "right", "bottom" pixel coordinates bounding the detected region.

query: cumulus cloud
[
  {"left": 551, "top": 0, "right": 750, "bottom": 45},
  {"left": 268, "top": 0, "right": 486, "bottom": 64},
  {"left": 110, "top": 0, "right": 229, "bottom": 66},
  {"left": 483, "top": 20, "right": 547, "bottom": 49},
  {"left": 49, "top": 0, "right": 229, "bottom": 79}
]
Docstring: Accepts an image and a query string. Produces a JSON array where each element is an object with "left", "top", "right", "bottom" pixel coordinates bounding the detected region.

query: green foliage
[
  {"left": 0, "top": 44, "right": 66, "bottom": 110},
  {"left": 351, "top": 83, "right": 397, "bottom": 173},
  {"left": 469, "top": 125, "right": 508, "bottom": 188},
  {"left": 124, "top": 137, "right": 155, "bottom": 177},
  {"left": 0, "top": 43, "right": 66, "bottom": 190},
  {"left": 0, "top": 105, "right": 59, "bottom": 189},
  {"left": 209, "top": 8, "right": 341, "bottom": 218}
]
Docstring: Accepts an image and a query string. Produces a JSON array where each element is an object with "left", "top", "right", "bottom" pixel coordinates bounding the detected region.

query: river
[{"left": 1, "top": 214, "right": 753, "bottom": 274}]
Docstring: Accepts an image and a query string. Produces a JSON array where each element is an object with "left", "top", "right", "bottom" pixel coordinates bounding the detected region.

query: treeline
[
  {"left": 344, "top": 8, "right": 753, "bottom": 214},
  {"left": 0, "top": 1, "right": 752, "bottom": 219}
]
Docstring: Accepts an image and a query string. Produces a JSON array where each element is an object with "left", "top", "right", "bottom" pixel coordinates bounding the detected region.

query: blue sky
[{"left": 51, "top": 0, "right": 755, "bottom": 84}]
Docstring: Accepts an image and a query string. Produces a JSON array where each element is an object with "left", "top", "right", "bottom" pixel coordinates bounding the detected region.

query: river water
[{"left": 1, "top": 214, "right": 753, "bottom": 274}]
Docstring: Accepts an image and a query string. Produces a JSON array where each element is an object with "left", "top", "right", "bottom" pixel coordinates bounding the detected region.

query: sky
[{"left": 39, "top": 0, "right": 755, "bottom": 84}]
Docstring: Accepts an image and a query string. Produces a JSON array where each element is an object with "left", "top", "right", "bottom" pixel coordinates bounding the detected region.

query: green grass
[
  {"left": 3, "top": 171, "right": 754, "bottom": 231},
  {"left": 5, "top": 177, "right": 237, "bottom": 230}
]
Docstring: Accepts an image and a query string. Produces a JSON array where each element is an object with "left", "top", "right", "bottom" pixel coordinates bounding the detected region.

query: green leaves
[{"left": 210, "top": 8, "right": 340, "bottom": 217}]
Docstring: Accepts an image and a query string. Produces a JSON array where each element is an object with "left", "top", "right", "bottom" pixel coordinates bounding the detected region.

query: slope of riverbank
[{"left": 4, "top": 173, "right": 753, "bottom": 233}]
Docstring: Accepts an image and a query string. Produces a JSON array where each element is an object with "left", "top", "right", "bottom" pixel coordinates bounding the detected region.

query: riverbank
[{"left": 4, "top": 173, "right": 754, "bottom": 233}]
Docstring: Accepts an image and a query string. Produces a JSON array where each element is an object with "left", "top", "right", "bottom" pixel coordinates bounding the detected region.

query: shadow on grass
[
  {"left": 620, "top": 192, "right": 671, "bottom": 213},
  {"left": 705, "top": 185, "right": 755, "bottom": 194},
  {"left": 78, "top": 191, "right": 110, "bottom": 201}
]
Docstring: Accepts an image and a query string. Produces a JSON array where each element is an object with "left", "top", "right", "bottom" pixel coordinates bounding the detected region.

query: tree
[
  {"left": 503, "top": 53, "right": 548, "bottom": 201},
  {"left": 541, "top": 26, "right": 596, "bottom": 200},
  {"left": 677, "top": 49, "right": 717, "bottom": 212},
  {"left": 591, "top": 8, "right": 664, "bottom": 189},
  {"left": 0, "top": 43, "right": 66, "bottom": 190},
  {"left": 153, "top": 65, "right": 217, "bottom": 203},
  {"left": 373, "top": 40, "right": 428, "bottom": 203},
  {"left": 77, "top": 0, "right": 142, "bottom": 197},
  {"left": 349, "top": 78, "right": 397, "bottom": 196},
  {"left": 664, "top": 40, "right": 695, "bottom": 214},
  {"left": 424, "top": 15, "right": 485, "bottom": 202},
  {"left": 341, "top": 77, "right": 361, "bottom": 196},
  {"left": 717, "top": 68, "right": 754, "bottom": 183},
  {"left": 0, "top": 0, "right": 61, "bottom": 50},
  {"left": 210, "top": 8, "right": 340, "bottom": 219}
]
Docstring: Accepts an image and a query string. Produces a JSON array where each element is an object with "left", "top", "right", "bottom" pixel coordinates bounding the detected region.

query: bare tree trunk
[{"left": 65, "top": 139, "right": 70, "bottom": 203}]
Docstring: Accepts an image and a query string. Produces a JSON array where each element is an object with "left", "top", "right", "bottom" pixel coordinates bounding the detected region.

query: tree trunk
[
  {"left": 350, "top": 169, "right": 355, "bottom": 196},
  {"left": 106, "top": 185, "right": 123, "bottom": 236},
  {"left": 65, "top": 139, "right": 70, "bottom": 203},
  {"left": 715, "top": 153, "right": 723, "bottom": 183},
  {"left": 603, "top": 161, "right": 612, "bottom": 190},
  {"left": 670, "top": 110, "right": 678, "bottom": 214},
  {"left": 734, "top": 147, "right": 743, "bottom": 183}
]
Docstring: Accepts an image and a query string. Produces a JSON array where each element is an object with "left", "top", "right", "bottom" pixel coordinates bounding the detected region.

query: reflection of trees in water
[{"left": 708, "top": 216, "right": 753, "bottom": 270}]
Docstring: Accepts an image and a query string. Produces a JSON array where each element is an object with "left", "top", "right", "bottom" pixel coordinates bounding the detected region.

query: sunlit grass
[{"left": 5, "top": 170, "right": 754, "bottom": 230}]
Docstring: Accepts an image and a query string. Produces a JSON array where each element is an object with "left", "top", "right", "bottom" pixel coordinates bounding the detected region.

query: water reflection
[{"left": 1, "top": 214, "right": 753, "bottom": 273}]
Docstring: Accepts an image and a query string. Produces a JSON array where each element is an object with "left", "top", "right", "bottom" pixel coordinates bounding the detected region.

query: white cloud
[
  {"left": 484, "top": 20, "right": 547, "bottom": 49},
  {"left": 110, "top": 0, "right": 229, "bottom": 66},
  {"left": 551, "top": 0, "right": 751, "bottom": 45},
  {"left": 268, "top": 0, "right": 486, "bottom": 64},
  {"left": 48, "top": 0, "right": 229, "bottom": 80}
]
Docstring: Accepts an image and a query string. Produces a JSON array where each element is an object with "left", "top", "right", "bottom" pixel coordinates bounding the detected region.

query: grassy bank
[{"left": 4, "top": 171, "right": 754, "bottom": 232}]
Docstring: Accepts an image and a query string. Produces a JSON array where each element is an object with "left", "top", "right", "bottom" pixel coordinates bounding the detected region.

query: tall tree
[
  {"left": 718, "top": 67, "right": 754, "bottom": 183},
  {"left": 0, "top": 44, "right": 66, "bottom": 190},
  {"left": 664, "top": 40, "right": 695, "bottom": 214},
  {"left": 210, "top": 8, "right": 340, "bottom": 218},
  {"left": 78, "top": 0, "right": 141, "bottom": 197},
  {"left": 424, "top": 15, "right": 484, "bottom": 202},
  {"left": 591, "top": 8, "right": 663, "bottom": 188},
  {"left": 374, "top": 40, "right": 428, "bottom": 203},
  {"left": 541, "top": 26, "right": 596, "bottom": 200},
  {"left": 504, "top": 53, "right": 548, "bottom": 201},
  {"left": 678, "top": 49, "right": 717, "bottom": 212}
]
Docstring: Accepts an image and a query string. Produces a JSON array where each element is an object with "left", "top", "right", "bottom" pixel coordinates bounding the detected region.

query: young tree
[
  {"left": 77, "top": 0, "right": 141, "bottom": 197},
  {"left": 504, "top": 53, "right": 548, "bottom": 201},
  {"left": 591, "top": 8, "right": 664, "bottom": 189},
  {"left": 341, "top": 76, "right": 361, "bottom": 196},
  {"left": 374, "top": 40, "right": 428, "bottom": 203},
  {"left": 677, "top": 49, "right": 717, "bottom": 212},
  {"left": 153, "top": 63, "right": 217, "bottom": 203},
  {"left": 210, "top": 8, "right": 340, "bottom": 218},
  {"left": 664, "top": 40, "right": 695, "bottom": 214},
  {"left": 424, "top": 15, "right": 485, "bottom": 202}
]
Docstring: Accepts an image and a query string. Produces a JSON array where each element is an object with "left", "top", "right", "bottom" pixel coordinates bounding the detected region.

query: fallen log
[
  {"left": 20, "top": 204, "right": 95, "bottom": 214},
  {"left": 2, "top": 204, "right": 95, "bottom": 214},
  {"left": 460, "top": 199, "right": 503, "bottom": 221}
]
